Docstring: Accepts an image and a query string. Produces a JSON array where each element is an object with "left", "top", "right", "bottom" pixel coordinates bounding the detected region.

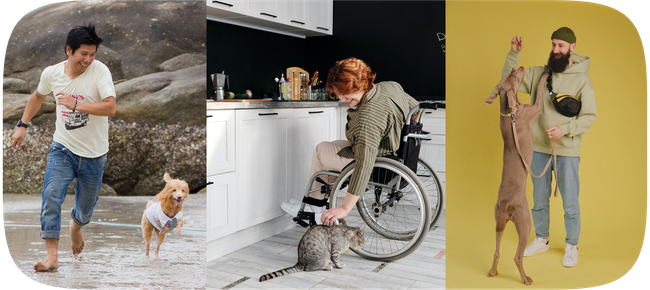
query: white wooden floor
[{"left": 207, "top": 210, "right": 445, "bottom": 289}]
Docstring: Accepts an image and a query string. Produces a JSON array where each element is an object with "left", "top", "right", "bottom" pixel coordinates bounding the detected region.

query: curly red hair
[{"left": 326, "top": 57, "right": 376, "bottom": 98}]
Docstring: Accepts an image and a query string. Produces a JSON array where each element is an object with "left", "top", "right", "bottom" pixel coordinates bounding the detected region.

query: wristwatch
[{"left": 16, "top": 119, "right": 29, "bottom": 128}]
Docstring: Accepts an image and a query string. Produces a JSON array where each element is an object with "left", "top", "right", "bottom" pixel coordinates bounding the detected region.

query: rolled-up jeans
[
  {"left": 530, "top": 151, "right": 581, "bottom": 245},
  {"left": 40, "top": 142, "right": 107, "bottom": 239}
]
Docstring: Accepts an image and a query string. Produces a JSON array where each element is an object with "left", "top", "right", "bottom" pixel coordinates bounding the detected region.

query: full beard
[{"left": 547, "top": 50, "right": 571, "bottom": 73}]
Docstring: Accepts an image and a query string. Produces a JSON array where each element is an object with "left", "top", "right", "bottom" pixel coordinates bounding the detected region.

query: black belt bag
[{"left": 550, "top": 91, "right": 581, "bottom": 117}]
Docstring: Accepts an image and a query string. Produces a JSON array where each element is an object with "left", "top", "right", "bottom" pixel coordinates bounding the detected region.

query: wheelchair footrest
[{"left": 293, "top": 210, "right": 318, "bottom": 228}]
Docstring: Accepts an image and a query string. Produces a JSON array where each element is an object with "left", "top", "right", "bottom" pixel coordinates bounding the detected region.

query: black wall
[
  {"left": 206, "top": 20, "right": 305, "bottom": 98},
  {"left": 207, "top": 0, "right": 445, "bottom": 100},
  {"left": 306, "top": 0, "right": 445, "bottom": 100}
]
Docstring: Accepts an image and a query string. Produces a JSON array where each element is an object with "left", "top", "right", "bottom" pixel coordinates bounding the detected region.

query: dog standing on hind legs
[
  {"left": 485, "top": 67, "right": 548, "bottom": 285},
  {"left": 141, "top": 172, "right": 189, "bottom": 259}
]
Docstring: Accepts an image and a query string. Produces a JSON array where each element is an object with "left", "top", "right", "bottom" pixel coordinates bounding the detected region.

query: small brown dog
[
  {"left": 141, "top": 172, "right": 189, "bottom": 259},
  {"left": 485, "top": 67, "right": 548, "bottom": 285}
]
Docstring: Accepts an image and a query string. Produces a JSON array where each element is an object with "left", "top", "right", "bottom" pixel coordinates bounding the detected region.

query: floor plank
[{"left": 208, "top": 210, "right": 446, "bottom": 289}]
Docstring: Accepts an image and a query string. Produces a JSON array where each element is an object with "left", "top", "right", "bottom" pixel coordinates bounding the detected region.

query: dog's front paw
[
  {"left": 175, "top": 228, "right": 181, "bottom": 236},
  {"left": 522, "top": 276, "right": 533, "bottom": 285}
]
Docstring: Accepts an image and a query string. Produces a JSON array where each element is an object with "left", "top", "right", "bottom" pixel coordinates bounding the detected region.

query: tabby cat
[{"left": 259, "top": 225, "right": 365, "bottom": 282}]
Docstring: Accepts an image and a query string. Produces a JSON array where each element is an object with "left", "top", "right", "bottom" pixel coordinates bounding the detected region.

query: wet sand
[{"left": 3, "top": 193, "right": 206, "bottom": 289}]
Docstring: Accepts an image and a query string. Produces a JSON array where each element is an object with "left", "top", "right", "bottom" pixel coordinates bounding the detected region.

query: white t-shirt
[
  {"left": 145, "top": 201, "right": 183, "bottom": 232},
  {"left": 37, "top": 60, "right": 115, "bottom": 158}
]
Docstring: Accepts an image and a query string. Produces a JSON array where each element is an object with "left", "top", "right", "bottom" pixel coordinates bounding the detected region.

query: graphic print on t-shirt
[{"left": 61, "top": 94, "right": 89, "bottom": 130}]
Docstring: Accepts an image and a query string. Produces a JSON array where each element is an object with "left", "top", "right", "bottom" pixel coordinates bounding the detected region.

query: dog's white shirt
[{"left": 145, "top": 201, "right": 183, "bottom": 231}]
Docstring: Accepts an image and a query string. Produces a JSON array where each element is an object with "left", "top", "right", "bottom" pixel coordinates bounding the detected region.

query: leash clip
[{"left": 510, "top": 113, "right": 516, "bottom": 123}]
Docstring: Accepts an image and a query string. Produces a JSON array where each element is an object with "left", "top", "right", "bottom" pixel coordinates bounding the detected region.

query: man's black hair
[{"left": 65, "top": 22, "right": 103, "bottom": 55}]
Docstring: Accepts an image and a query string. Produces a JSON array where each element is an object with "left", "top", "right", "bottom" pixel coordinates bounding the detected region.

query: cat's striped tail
[{"left": 259, "top": 264, "right": 302, "bottom": 282}]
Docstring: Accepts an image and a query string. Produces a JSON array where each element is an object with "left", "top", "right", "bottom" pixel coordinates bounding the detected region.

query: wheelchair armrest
[{"left": 407, "top": 132, "right": 432, "bottom": 141}]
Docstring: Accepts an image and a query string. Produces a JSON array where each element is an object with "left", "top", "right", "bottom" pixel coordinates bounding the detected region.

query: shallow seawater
[{"left": 3, "top": 193, "right": 206, "bottom": 289}]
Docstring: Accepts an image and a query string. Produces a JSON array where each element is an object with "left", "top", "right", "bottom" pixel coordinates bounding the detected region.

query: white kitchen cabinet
[
  {"left": 289, "top": 107, "right": 336, "bottom": 201},
  {"left": 284, "top": 1, "right": 308, "bottom": 29},
  {"left": 207, "top": 110, "right": 236, "bottom": 176},
  {"left": 236, "top": 109, "right": 292, "bottom": 230},
  {"left": 206, "top": 0, "right": 250, "bottom": 17},
  {"left": 207, "top": 0, "right": 333, "bottom": 37},
  {"left": 207, "top": 173, "right": 237, "bottom": 240},
  {"left": 250, "top": 0, "right": 284, "bottom": 24},
  {"left": 308, "top": 0, "right": 333, "bottom": 35}
]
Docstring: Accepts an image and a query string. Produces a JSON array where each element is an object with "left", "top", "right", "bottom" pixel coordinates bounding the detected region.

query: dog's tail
[{"left": 259, "top": 264, "right": 302, "bottom": 282}]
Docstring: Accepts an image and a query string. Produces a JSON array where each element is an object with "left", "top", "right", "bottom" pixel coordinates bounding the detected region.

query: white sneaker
[
  {"left": 524, "top": 237, "right": 549, "bottom": 257},
  {"left": 280, "top": 201, "right": 322, "bottom": 224},
  {"left": 288, "top": 198, "right": 301, "bottom": 204},
  {"left": 562, "top": 244, "right": 578, "bottom": 267}
]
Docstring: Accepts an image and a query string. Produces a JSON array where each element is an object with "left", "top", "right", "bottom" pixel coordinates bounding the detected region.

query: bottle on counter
[
  {"left": 286, "top": 78, "right": 293, "bottom": 100},
  {"left": 280, "top": 74, "right": 287, "bottom": 100}
]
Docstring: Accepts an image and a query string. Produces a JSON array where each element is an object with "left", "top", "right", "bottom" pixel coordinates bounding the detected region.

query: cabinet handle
[
  {"left": 206, "top": 182, "right": 214, "bottom": 186},
  {"left": 309, "top": 111, "right": 324, "bottom": 114},
  {"left": 316, "top": 27, "right": 329, "bottom": 31},
  {"left": 260, "top": 13, "right": 278, "bottom": 19},
  {"left": 258, "top": 112, "right": 279, "bottom": 116},
  {"left": 207, "top": 115, "right": 213, "bottom": 118},
  {"left": 425, "top": 111, "right": 433, "bottom": 114},
  {"left": 212, "top": 1, "right": 233, "bottom": 7},
  {"left": 291, "top": 20, "right": 305, "bottom": 25}
]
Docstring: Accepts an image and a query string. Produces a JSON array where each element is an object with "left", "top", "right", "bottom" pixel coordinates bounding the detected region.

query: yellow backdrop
[{"left": 447, "top": 1, "right": 646, "bottom": 288}]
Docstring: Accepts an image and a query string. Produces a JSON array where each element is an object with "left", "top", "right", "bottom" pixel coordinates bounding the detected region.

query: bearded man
[{"left": 501, "top": 27, "right": 597, "bottom": 267}]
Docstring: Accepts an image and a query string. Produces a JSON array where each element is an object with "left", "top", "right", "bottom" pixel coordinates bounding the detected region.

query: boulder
[
  {"left": 3, "top": 1, "right": 206, "bottom": 88},
  {"left": 3, "top": 78, "right": 31, "bottom": 94},
  {"left": 3, "top": 121, "right": 206, "bottom": 196},
  {"left": 159, "top": 53, "right": 206, "bottom": 72},
  {"left": 114, "top": 64, "right": 206, "bottom": 127}
]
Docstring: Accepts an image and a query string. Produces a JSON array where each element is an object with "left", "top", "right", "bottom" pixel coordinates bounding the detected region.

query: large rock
[
  {"left": 114, "top": 64, "right": 206, "bottom": 127},
  {"left": 3, "top": 1, "right": 206, "bottom": 88},
  {"left": 159, "top": 53, "right": 206, "bottom": 72},
  {"left": 3, "top": 121, "right": 206, "bottom": 196}
]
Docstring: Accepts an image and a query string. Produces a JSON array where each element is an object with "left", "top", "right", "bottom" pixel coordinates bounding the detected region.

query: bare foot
[
  {"left": 33, "top": 257, "right": 59, "bottom": 272},
  {"left": 35, "top": 238, "right": 60, "bottom": 272},
  {"left": 70, "top": 220, "right": 85, "bottom": 256}
]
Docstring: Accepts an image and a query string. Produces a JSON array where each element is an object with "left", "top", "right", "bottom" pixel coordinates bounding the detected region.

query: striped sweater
[{"left": 338, "top": 81, "right": 419, "bottom": 196}]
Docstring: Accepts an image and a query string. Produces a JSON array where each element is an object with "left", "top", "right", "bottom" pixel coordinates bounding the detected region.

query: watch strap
[{"left": 16, "top": 119, "right": 29, "bottom": 128}]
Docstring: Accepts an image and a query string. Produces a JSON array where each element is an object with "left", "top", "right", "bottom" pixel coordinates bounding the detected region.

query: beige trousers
[{"left": 309, "top": 140, "right": 353, "bottom": 199}]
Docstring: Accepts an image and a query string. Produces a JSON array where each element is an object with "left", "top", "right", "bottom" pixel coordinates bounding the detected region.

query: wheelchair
[{"left": 293, "top": 101, "right": 445, "bottom": 261}]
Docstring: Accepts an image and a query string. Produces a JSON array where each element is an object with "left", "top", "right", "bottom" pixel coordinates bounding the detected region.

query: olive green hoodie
[{"left": 502, "top": 49, "right": 597, "bottom": 157}]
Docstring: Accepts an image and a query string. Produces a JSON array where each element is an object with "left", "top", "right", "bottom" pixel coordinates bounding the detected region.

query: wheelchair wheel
[
  {"left": 416, "top": 158, "right": 445, "bottom": 230},
  {"left": 330, "top": 157, "right": 430, "bottom": 261}
]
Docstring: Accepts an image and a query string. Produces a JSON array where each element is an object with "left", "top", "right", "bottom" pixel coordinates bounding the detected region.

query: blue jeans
[
  {"left": 531, "top": 152, "right": 581, "bottom": 245},
  {"left": 40, "top": 142, "right": 107, "bottom": 239}
]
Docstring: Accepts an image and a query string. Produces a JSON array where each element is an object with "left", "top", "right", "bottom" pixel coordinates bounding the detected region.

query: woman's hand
[{"left": 321, "top": 193, "right": 360, "bottom": 226}]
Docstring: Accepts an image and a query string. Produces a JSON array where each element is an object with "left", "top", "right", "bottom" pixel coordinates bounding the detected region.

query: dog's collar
[{"left": 500, "top": 104, "right": 518, "bottom": 118}]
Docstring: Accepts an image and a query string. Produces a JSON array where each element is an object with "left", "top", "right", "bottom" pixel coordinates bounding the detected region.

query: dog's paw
[
  {"left": 523, "top": 276, "right": 533, "bottom": 285},
  {"left": 175, "top": 228, "right": 181, "bottom": 236},
  {"left": 487, "top": 270, "right": 498, "bottom": 277}
]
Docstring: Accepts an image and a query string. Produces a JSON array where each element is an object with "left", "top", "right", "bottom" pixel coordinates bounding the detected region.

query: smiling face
[
  {"left": 547, "top": 39, "right": 576, "bottom": 72},
  {"left": 65, "top": 44, "right": 97, "bottom": 76},
  {"left": 159, "top": 173, "right": 189, "bottom": 208},
  {"left": 337, "top": 90, "right": 365, "bottom": 107}
]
